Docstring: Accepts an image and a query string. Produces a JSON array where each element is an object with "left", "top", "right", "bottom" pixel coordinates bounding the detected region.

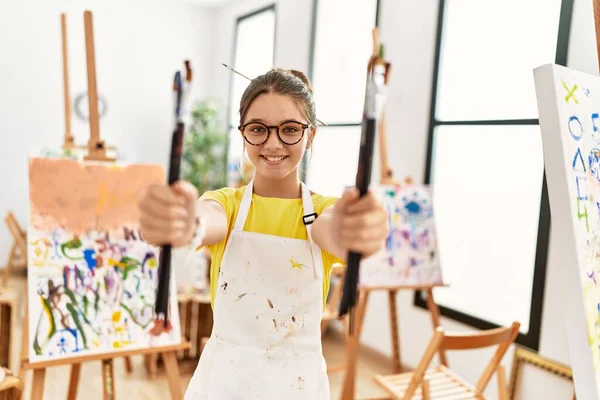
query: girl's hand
[
  {"left": 332, "top": 188, "right": 389, "bottom": 258},
  {"left": 138, "top": 180, "right": 199, "bottom": 247}
]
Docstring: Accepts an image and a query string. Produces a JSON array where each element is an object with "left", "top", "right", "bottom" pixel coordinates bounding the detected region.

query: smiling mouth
[{"left": 261, "top": 155, "right": 288, "bottom": 163}]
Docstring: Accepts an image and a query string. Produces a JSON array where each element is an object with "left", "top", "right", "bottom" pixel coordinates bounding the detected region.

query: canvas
[
  {"left": 27, "top": 157, "right": 181, "bottom": 363},
  {"left": 534, "top": 63, "right": 600, "bottom": 400},
  {"left": 359, "top": 184, "right": 443, "bottom": 287}
]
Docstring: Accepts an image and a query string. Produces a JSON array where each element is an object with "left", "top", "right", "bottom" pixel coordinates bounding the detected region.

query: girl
[{"left": 138, "top": 68, "right": 389, "bottom": 399}]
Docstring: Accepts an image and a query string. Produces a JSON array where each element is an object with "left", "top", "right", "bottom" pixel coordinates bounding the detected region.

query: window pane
[
  {"left": 429, "top": 125, "right": 545, "bottom": 334},
  {"left": 312, "top": 0, "right": 377, "bottom": 124},
  {"left": 306, "top": 126, "right": 361, "bottom": 198},
  {"left": 229, "top": 8, "right": 276, "bottom": 127},
  {"left": 435, "top": 0, "right": 562, "bottom": 121}
]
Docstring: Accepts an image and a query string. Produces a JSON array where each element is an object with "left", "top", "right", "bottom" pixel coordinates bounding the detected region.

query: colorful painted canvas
[
  {"left": 359, "top": 184, "right": 443, "bottom": 287},
  {"left": 535, "top": 63, "right": 600, "bottom": 400},
  {"left": 27, "top": 157, "right": 181, "bottom": 363}
]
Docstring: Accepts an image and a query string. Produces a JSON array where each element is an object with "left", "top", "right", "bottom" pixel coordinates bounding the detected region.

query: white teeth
[{"left": 264, "top": 156, "right": 285, "bottom": 162}]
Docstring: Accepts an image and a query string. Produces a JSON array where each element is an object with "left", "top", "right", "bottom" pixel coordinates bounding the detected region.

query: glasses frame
[{"left": 238, "top": 121, "right": 311, "bottom": 146}]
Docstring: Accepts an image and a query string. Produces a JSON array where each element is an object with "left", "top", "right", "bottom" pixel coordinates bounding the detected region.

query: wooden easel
[
  {"left": 2, "top": 212, "right": 27, "bottom": 288},
  {"left": 82, "top": 10, "right": 114, "bottom": 162},
  {"left": 14, "top": 11, "right": 190, "bottom": 399},
  {"left": 19, "top": 309, "right": 190, "bottom": 400},
  {"left": 338, "top": 29, "right": 448, "bottom": 399},
  {"left": 60, "top": 11, "right": 115, "bottom": 159}
]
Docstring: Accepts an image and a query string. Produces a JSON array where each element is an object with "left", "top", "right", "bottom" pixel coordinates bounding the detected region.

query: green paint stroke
[
  {"left": 120, "top": 303, "right": 149, "bottom": 329},
  {"left": 61, "top": 238, "right": 84, "bottom": 260},
  {"left": 66, "top": 303, "right": 88, "bottom": 349}
]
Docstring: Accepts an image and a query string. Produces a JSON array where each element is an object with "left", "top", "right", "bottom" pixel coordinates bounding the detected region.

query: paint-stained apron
[{"left": 184, "top": 179, "right": 330, "bottom": 400}]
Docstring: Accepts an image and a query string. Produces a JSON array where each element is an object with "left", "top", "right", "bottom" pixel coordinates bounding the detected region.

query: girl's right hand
[{"left": 138, "top": 180, "right": 199, "bottom": 247}]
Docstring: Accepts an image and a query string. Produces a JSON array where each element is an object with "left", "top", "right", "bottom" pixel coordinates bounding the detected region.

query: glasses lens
[
  {"left": 243, "top": 123, "right": 268, "bottom": 145},
  {"left": 279, "top": 122, "right": 305, "bottom": 144}
]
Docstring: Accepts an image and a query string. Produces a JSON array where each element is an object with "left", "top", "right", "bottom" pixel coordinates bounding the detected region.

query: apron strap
[
  {"left": 232, "top": 179, "right": 254, "bottom": 233},
  {"left": 301, "top": 183, "right": 324, "bottom": 281}
]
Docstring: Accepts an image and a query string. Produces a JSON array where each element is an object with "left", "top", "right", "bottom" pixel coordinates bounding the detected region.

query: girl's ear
[{"left": 306, "top": 126, "right": 317, "bottom": 149}]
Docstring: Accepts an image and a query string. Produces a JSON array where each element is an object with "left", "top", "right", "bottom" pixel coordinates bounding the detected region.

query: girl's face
[{"left": 241, "top": 92, "right": 314, "bottom": 182}]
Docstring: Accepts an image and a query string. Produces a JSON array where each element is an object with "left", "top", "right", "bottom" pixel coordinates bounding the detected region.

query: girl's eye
[{"left": 283, "top": 127, "right": 298, "bottom": 133}]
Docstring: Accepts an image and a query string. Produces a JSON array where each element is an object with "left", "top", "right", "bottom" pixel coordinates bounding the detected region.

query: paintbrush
[
  {"left": 152, "top": 61, "right": 192, "bottom": 334},
  {"left": 338, "top": 45, "right": 389, "bottom": 334}
]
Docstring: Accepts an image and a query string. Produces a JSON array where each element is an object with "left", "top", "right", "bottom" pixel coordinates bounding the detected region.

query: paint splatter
[
  {"left": 235, "top": 293, "right": 247, "bottom": 302},
  {"left": 221, "top": 282, "right": 228, "bottom": 292},
  {"left": 289, "top": 257, "right": 306, "bottom": 270},
  {"left": 267, "top": 298, "right": 273, "bottom": 308}
]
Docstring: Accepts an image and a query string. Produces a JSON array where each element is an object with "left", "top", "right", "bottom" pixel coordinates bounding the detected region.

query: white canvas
[
  {"left": 359, "top": 184, "right": 444, "bottom": 287},
  {"left": 534, "top": 63, "right": 600, "bottom": 400},
  {"left": 27, "top": 157, "right": 182, "bottom": 363}
]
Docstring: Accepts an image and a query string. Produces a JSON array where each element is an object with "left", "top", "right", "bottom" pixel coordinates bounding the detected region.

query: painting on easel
[
  {"left": 359, "top": 184, "right": 443, "bottom": 287},
  {"left": 27, "top": 157, "right": 182, "bottom": 363}
]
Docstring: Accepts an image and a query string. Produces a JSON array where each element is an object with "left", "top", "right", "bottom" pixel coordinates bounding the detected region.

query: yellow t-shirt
[{"left": 199, "top": 186, "right": 345, "bottom": 309}]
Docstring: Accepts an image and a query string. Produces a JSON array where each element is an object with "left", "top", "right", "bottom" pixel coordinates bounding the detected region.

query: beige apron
[{"left": 184, "top": 179, "right": 330, "bottom": 399}]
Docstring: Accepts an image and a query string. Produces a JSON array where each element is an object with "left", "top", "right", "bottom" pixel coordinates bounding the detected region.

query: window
[
  {"left": 226, "top": 5, "right": 276, "bottom": 186},
  {"left": 414, "top": 0, "right": 574, "bottom": 350},
  {"left": 305, "top": 0, "right": 379, "bottom": 197}
]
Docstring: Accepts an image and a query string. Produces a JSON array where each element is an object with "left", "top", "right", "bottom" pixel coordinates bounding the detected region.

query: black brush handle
[
  {"left": 155, "top": 122, "right": 185, "bottom": 326},
  {"left": 339, "top": 117, "right": 376, "bottom": 323}
]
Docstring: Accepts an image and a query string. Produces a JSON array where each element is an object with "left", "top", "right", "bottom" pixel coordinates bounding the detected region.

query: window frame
[
  {"left": 225, "top": 4, "right": 278, "bottom": 173},
  {"left": 303, "top": 0, "right": 381, "bottom": 181},
  {"left": 413, "top": 0, "right": 575, "bottom": 351}
]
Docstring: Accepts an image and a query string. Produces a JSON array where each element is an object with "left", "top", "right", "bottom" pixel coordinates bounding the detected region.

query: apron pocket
[{"left": 206, "top": 335, "right": 328, "bottom": 400}]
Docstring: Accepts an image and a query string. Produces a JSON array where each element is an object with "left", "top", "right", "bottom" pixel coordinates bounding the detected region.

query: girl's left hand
[{"left": 332, "top": 188, "right": 389, "bottom": 258}]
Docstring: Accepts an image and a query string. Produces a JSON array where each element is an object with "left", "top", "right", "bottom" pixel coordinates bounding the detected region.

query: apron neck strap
[
  {"left": 231, "top": 179, "right": 323, "bottom": 280},
  {"left": 232, "top": 179, "right": 316, "bottom": 237}
]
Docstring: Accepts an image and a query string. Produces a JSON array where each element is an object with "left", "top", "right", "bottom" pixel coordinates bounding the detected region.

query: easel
[
  {"left": 2, "top": 212, "right": 27, "bottom": 288},
  {"left": 15, "top": 11, "right": 190, "bottom": 399},
  {"left": 339, "top": 28, "right": 448, "bottom": 400},
  {"left": 19, "top": 311, "right": 190, "bottom": 400},
  {"left": 60, "top": 11, "right": 115, "bottom": 160}
]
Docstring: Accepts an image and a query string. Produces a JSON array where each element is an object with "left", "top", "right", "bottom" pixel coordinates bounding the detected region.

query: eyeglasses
[{"left": 238, "top": 121, "right": 310, "bottom": 146}]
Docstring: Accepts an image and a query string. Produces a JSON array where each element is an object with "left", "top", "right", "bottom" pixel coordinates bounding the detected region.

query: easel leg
[
  {"left": 162, "top": 351, "right": 183, "bottom": 400},
  {"left": 425, "top": 288, "right": 447, "bottom": 366},
  {"left": 388, "top": 290, "right": 401, "bottom": 373},
  {"left": 144, "top": 354, "right": 158, "bottom": 378},
  {"left": 18, "top": 302, "right": 29, "bottom": 382},
  {"left": 340, "top": 289, "right": 370, "bottom": 400},
  {"left": 0, "top": 302, "right": 11, "bottom": 369},
  {"left": 30, "top": 369, "right": 46, "bottom": 400},
  {"left": 102, "top": 359, "right": 115, "bottom": 400},
  {"left": 67, "top": 363, "right": 81, "bottom": 400},
  {"left": 124, "top": 356, "right": 133, "bottom": 373},
  {"left": 2, "top": 244, "right": 15, "bottom": 287}
]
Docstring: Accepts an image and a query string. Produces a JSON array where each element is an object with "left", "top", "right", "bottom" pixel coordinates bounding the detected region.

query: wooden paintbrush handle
[{"left": 84, "top": 10, "right": 100, "bottom": 146}]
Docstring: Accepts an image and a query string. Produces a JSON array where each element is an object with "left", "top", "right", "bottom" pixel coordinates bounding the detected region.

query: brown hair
[{"left": 238, "top": 68, "right": 316, "bottom": 129}]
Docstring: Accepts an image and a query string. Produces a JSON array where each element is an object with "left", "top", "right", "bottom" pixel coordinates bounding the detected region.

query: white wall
[
  {"left": 207, "top": 0, "right": 313, "bottom": 111},
  {"left": 0, "top": 0, "right": 215, "bottom": 267},
  {"left": 209, "top": 0, "right": 596, "bottom": 399}
]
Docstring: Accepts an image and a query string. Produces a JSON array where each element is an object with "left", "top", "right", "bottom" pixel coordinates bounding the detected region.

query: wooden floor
[{"left": 2, "top": 276, "right": 394, "bottom": 399}]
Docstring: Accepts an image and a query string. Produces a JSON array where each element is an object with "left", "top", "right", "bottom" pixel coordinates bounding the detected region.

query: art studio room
[{"left": 2, "top": 0, "right": 600, "bottom": 398}]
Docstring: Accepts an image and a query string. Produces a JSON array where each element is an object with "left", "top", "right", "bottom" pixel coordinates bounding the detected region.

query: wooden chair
[
  {"left": 373, "top": 321, "right": 520, "bottom": 400},
  {"left": 0, "top": 367, "right": 24, "bottom": 400}
]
